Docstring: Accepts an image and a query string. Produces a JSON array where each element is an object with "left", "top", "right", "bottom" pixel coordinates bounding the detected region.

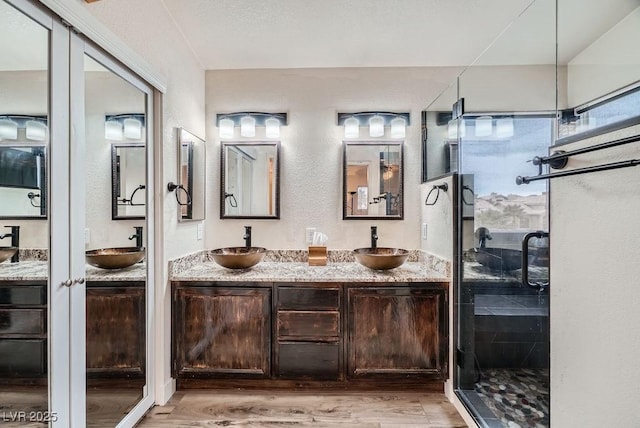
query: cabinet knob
[
  {"left": 61, "top": 279, "right": 73, "bottom": 287},
  {"left": 73, "top": 277, "right": 85, "bottom": 285}
]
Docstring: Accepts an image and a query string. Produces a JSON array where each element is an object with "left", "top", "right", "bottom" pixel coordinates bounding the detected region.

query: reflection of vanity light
[
  {"left": 344, "top": 117, "right": 359, "bottom": 138},
  {"left": 475, "top": 116, "right": 493, "bottom": 137},
  {"left": 240, "top": 115, "right": 256, "bottom": 137},
  {"left": 105, "top": 120, "right": 123, "bottom": 140},
  {"left": 0, "top": 118, "right": 18, "bottom": 140},
  {"left": 390, "top": 117, "right": 406, "bottom": 139},
  {"left": 265, "top": 117, "right": 280, "bottom": 138},
  {"left": 447, "top": 119, "right": 466, "bottom": 139},
  {"left": 25, "top": 120, "right": 47, "bottom": 141},
  {"left": 123, "top": 118, "right": 142, "bottom": 139},
  {"left": 218, "top": 118, "right": 235, "bottom": 139},
  {"left": 369, "top": 115, "right": 384, "bottom": 137},
  {"left": 496, "top": 117, "right": 514, "bottom": 139},
  {"left": 383, "top": 168, "right": 394, "bottom": 180}
]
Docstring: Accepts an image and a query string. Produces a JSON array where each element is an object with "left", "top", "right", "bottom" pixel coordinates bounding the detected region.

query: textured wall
[
  {"left": 550, "top": 123, "right": 640, "bottom": 427},
  {"left": 205, "top": 67, "right": 462, "bottom": 250}
]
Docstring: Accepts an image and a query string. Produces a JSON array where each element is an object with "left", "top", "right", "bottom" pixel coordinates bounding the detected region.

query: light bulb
[
  {"left": 123, "top": 118, "right": 142, "bottom": 139},
  {"left": 0, "top": 118, "right": 18, "bottom": 140},
  {"left": 219, "top": 118, "right": 234, "bottom": 139},
  {"left": 369, "top": 115, "right": 384, "bottom": 138},
  {"left": 475, "top": 116, "right": 493, "bottom": 137},
  {"left": 344, "top": 117, "right": 359, "bottom": 139},
  {"left": 265, "top": 117, "right": 280, "bottom": 138},
  {"left": 25, "top": 120, "right": 47, "bottom": 141},
  {"left": 105, "top": 120, "right": 123, "bottom": 140},
  {"left": 240, "top": 115, "right": 256, "bottom": 137},
  {"left": 390, "top": 117, "right": 406, "bottom": 139},
  {"left": 496, "top": 118, "right": 514, "bottom": 139}
]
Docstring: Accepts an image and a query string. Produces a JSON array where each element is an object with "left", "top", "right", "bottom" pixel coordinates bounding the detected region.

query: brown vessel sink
[
  {"left": 86, "top": 247, "right": 145, "bottom": 269},
  {"left": 211, "top": 247, "right": 267, "bottom": 269},
  {"left": 354, "top": 247, "right": 410, "bottom": 270},
  {"left": 0, "top": 247, "right": 18, "bottom": 263}
]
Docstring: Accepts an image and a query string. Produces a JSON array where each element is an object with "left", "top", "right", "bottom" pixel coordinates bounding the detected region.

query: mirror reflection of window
[
  {"left": 343, "top": 141, "right": 403, "bottom": 219},
  {"left": 177, "top": 128, "right": 206, "bottom": 221},
  {"left": 221, "top": 142, "right": 280, "bottom": 219}
]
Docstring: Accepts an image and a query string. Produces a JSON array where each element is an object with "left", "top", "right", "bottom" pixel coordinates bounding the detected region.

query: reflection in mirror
[
  {"left": 178, "top": 128, "right": 206, "bottom": 221},
  {"left": 343, "top": 141, "right": 403, "bottom": 219},
  {"left": 85, "top": 53, "right": 148, "bottom": 426},
  {"left": 111, "top": 143, "right": 146, "bottom": 219},
  {"left": 558, "top": 0, "right": 640, "bottom": 142},
  {"left": 0, "top": 143, "right": 47, "bottom": 218},
  {"left": 0, "top": 0, "right": 50, "bottom": 418},
  {"left": 221, "top": 141, "right": 280, "bottom": 219}
]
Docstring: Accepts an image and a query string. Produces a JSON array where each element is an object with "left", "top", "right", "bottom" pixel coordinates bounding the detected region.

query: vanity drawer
[
  {"left": 277, "top": 310, "right": 339, "bottom": 339},
  {"left": 0, "top": 339, "right": 46, "bottom": 376},
  {"left": 277, "top": 341, "right": 340, "bottom": 379},
  {"left": 0, "top": 285, "right": 46, "bottom": 306},
  {"left": 277, "top": 286, "right": 340, "bottom": 310},
  {"left": 0, "top": 309, "right": 46, "bottom": 335}
]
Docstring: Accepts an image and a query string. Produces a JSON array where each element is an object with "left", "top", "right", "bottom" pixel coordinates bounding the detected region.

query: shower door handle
[{"left": 522, "top": 231, "right": 549, "bottom": 290}]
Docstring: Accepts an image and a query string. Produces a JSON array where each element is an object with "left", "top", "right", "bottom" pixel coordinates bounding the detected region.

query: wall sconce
[
  {"left": 496, "top": 117, "right": 514, "bottom": 138},
  {"left": 216, "top": 112, "right": 288, "bottom": 139},
  {"left": 475, "top": 116, "right": 493, "bottom": 137},
  {"left": 104, "top": 114, "right": 145, "bottom": 141},
  {"left": 0, "top": 115, "right": 48, "bottom": 141},
  {"left": 337, "top": 112, "right": 410, "bottom": 139}
]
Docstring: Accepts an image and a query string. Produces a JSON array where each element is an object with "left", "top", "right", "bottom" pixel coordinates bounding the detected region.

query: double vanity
[{"left": 170, "top": 249, "right": 450, "bottom": 390}]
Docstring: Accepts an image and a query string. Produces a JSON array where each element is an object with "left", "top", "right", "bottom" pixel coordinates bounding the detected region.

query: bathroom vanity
[
  {"left": 0, "top": 261, "right": 146, "bottom": 384},
  {"left": 171, "top": 255, "right": 450, "bottom": 389}
]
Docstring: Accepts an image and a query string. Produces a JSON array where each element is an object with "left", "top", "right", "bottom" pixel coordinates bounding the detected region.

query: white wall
[
  {"left": 550, "top": 123, "right": 640, "bottom": 427},
  {"left": 205, "top": 67, "right": 462, "bottom": 250},
  {"left": 420, "top": 175, "right": 455, "bottom": 260},
  {"left": 83, "top": 0, "right": 206, "bottom": 405}
]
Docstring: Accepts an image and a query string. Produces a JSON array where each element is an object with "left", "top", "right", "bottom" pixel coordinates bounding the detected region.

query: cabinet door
[
  {"left": 86, "top": 285, "right": 145, "bottom": 378},
  {"left": 174, "top": 287, "right": 271, "bottom": 378},
  {"left": 347, "top": 286, "right": 446, "bottom": 379}
]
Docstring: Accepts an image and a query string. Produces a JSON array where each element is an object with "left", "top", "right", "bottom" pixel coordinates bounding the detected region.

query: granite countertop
[
  {"left": 170, "top": 261, "right": 450, "bottom": 283},
  {"left": 0, "top": 261, "right": 146, "bottom": 282}
]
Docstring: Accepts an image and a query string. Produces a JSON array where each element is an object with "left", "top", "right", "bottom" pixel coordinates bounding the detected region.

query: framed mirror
[
  {"left": 343, "top": 141, "right": 404, "bottom": 220},
  {"left": 0, "top": 144, "right": 47, "bottom": 219},
  {"left": 111, "top": 143, "right": 146, "bottom": 219},
  {"left": 177, "top": 128, "right": 206, "bottom": 221},
  {"left": 221, "top": 141, "right": 280, "bottom": 219}
]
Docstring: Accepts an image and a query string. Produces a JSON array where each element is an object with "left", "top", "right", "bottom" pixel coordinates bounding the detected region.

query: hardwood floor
[{"left": 137, "top": 390, "right": 468, "bottom": 427}]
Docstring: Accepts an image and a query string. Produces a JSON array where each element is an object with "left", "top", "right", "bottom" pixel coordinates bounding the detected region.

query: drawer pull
[{"left": 61, "top": 279, "right": 73, "bottom": 287}]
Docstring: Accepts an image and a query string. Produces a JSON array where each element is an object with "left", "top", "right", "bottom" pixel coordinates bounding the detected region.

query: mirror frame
[
  {"left": 111, "top": 142, "right": 146, "bottom": 220},
  {"left": 0, "top": 144, "right": 47, "bottom": 220},
  {"left": 220, "top": 141, "right": 281, "bottom": 219},
  {"left": 342, "top": 140, "right": 404, "bottom": 220},
  {"left": 177, "top": 128, "right": 206, "bottom": 222}
]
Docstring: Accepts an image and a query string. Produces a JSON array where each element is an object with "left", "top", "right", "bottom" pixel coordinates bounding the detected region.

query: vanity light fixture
[
  {"left": 344, "top": 117, "right": 360, "bottom": 138},
  {"left": 104, "top": 114, "right": 145, "bottom": 141},
  {"left": 265, "top": 117, "right": 280, "bottom": 138},
  {"left": 496, "top": 117, "right": 514, "bottom": 139},
  {"left": 0, "top": 115, "right": 48, "bottom": 142},
  {"left": 105, "top": 120, "right": 123, "bottom": 140},
  {"left": 475, "top": 116, "right": 493, "bottom": 137},
  {"left": 123, "top": 117, "right": 142, "bottom": 139},
  {"left": 240, "top": 115, "right": 256, "bottom": 137},
  {"left": 216, "top": 112, "right": 288, "bottom": 139},
  {"left": 337, "top": 112, "right": 410, "bottom": 139},
  {"left": 369, "top": 115, "right": 385, "bottom": 137},
  {"left": 390, "top": 117, "right": 407, "bottom": 139},
  {"left": 0, "top": 118, "right": 18, "bottom": 140}
]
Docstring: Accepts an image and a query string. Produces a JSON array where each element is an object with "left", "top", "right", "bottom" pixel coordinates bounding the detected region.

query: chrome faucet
[
  {"left": 128, "top": 226, "right": 144, "bottom": 248},
  {"left": 371, "top": 226, "right": 378, "bottom": 249},
  {"left": 0, "top": 225, "right": 20, "bottom": 263},
  {"left": 243, "top": 226, "right": 252, "bottom": 248}
]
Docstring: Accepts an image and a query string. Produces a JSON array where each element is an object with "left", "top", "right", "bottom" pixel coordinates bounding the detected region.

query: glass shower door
[{"left": 456, "top": 114, "right": 552, "bottom": 427}]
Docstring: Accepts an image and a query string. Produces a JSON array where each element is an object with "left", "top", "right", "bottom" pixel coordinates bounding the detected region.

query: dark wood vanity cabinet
[
  {"left": 274, "top": 284, "right": 341, "bottom": 380},
  {"left": 0, "top": 281, "right": 47, "bottom": 380},
  {"left": 347, "top": 285, "right": 447, "bottom": 380},
  {"left": 86, "top": 281, "right": 145, "bottom": 378},
  {"left": 173, "top": 283, "right": 272, "bottom": 378},
  {"left": 172, "top": 281, "right": 448, "bottom": 385}
]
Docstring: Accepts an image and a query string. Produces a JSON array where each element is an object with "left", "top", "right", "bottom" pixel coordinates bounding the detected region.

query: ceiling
[
  {"left": 159, "top": 0, "right": 535, "bottom": 70},
  {"left": 1, "top": 0, "right": 639, "bottom": 71}
]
